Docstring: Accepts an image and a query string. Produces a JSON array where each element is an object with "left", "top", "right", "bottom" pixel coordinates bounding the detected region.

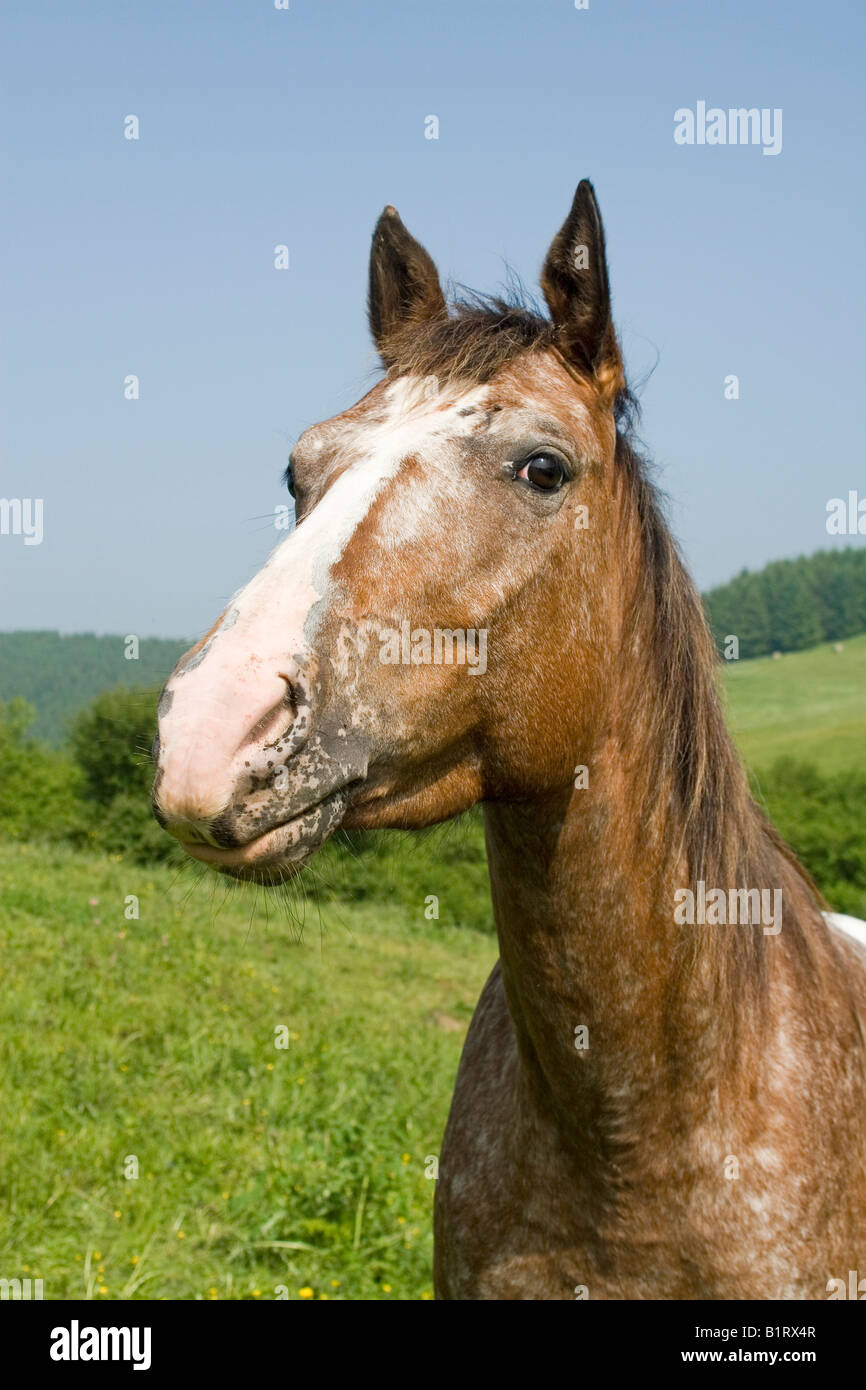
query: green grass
[
  {"left": 723, "top": 632, "right": 866, "bottom": 775},
  {"left": 1, "top": 634, "right": 864, "bottom": 1301},
  {"left": 0, "top": 842, "right": 495, "bottom": 1301}
]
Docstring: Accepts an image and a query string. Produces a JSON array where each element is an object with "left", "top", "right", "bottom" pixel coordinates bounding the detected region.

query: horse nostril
[
  {"left": 238, "top": 681, "right": 300, "bottom": 756},
  {"left": 277, "top": 673, "right": 299, "bottom": 722},
  {"left": 153, "top": 659, "right": 312, "bottom": 834},
  {"left": 151, "top": 730, "right": 161, "bottom": 764}
]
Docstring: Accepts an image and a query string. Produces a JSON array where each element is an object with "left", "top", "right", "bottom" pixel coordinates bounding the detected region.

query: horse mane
[
  {"left": 377, "top": 284, "right": 556, "bottom": 385},
  {"left": 384, "top": 289, "right": 823, "bottom": 994},
  {"left": 613, "top": 420, "right": 822, "bottom": 997}
]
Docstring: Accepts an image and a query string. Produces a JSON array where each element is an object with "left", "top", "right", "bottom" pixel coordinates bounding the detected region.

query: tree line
[
  {"left": 1, "top": 685, "right": 864, "bottom": 922},
  {"left": 702, "top": 547, "right": 866, "bottom": 659},
  {"left": 1, "top": 547, "right": 864, "bottom": 745}
]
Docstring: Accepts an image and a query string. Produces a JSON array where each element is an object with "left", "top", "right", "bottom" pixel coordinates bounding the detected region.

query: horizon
[{"left": 3, "top": 539, "right": 863, "bottom": 643}]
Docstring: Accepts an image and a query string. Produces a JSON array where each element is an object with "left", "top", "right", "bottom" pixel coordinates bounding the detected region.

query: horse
[{"left": 152, "top": 180, "right": 866, "bottom": 1299}]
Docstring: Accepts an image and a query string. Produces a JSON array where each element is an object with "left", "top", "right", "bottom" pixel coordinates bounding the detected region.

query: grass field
[
  {"left": 1, "top": 635, "right": 863, "bottom": 1300},
  {"left": 0, "top": 842, "right": 495, "bottom": 1300},
  {"left": 723, "top": 632, "right": 866, "bottom": 775}
]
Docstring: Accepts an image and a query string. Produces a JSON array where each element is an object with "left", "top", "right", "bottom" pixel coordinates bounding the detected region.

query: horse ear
[
  {"left": 368, "top": 206, "right": 446, "bottom": 367},
  {"left": 540, "top": 180, "right": 624, "bottom": 402}
]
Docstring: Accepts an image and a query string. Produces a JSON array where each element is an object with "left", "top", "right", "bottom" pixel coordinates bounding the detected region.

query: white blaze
[{"left": 157, "top": 376, "right": 490, "bottom": 821}]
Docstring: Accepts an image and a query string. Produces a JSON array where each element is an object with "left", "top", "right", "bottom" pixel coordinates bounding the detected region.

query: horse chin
[{"left": 178, "top": 786, "right": 349, "bottom": 886}]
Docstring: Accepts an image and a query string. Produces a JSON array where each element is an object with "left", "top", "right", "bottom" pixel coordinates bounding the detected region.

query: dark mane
[
  {"left": 377, "top": 288, "right": 556, "bottom": 385},
  {"left": 614, "top": 428, "right": 822, "bottom": 994},
  {"left": 384, "top": 291, "right": 823, "bottom": 995}
]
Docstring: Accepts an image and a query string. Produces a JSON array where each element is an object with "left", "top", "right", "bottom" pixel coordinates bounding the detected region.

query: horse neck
[{"left": 481, "top": 507, "right": 818, "bottom": 1171}]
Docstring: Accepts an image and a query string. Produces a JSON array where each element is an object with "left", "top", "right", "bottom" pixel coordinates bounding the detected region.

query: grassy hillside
[
  {"left": 0, "top": 635, "right": 863, "bottom": 1301},
  {"left": 0, "top": 632, "right": 188, "bottom": 743},
  {"left": 0, "top": 841, "right": 495, "bottom": 1301},
  {"left": 2, "top": 626, "right": 864, "bottom": 774},
  {"left": 723, "top": 632, "right": 866, "bottom": 775}
]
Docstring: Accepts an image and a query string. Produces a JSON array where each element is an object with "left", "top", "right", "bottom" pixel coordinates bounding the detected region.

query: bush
[
  {"left": 61, "top": 686, "right": 184, "bottom": 863},
  {"left": 752, "top": 759, "right": 866, "bottom": 918},
  {"left": 6, "top": 691, "right": 863, "bottom": 929},
  {"left": 68, "top": 686, "right": 159, "bottom": 805},
  {"left": 0, "top": 699, "right": 82, "bottom": 840},
  {"left": 318, "top": 813, "right": 492, "bottom": 933}
]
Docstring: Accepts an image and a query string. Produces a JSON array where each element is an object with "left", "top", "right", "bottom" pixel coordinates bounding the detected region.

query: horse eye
[
  {"left": 285, "top": 460, "right": 296, "bottom": 499},
  {"left": 516, "top": 453, "right": 568, "bottom": 492}
]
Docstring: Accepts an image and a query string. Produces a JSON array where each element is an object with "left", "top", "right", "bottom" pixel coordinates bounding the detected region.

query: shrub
[
  {"left": 68, "top": 686, "right": 159, "bottom": 805},
  {"left": 0, "top": 699, "right": 82, "bottom": 840},
  {"left": 752, "top": 759, "right": 866, "bottom": 918}
]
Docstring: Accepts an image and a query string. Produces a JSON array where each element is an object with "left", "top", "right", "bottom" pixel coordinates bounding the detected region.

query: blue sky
[{"left": 2, "top": 0, "right": 864, "bottom": 637}]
